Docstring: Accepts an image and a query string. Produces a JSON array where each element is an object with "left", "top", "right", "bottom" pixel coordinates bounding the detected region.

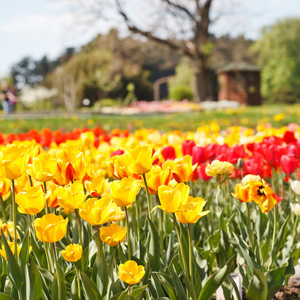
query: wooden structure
[{"left": 216, "top": 63, "right": 262, "bottom": 105}]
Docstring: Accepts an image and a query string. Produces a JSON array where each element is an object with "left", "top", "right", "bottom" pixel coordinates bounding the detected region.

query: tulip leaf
[
  {"left": 30, "top": 235, "right": 47, "bottom": 268},
  {"left": 147, "top": 217, "right": 161, "bottom": 271},
  {"left": 80, "top": 271, "right": 102, "bottom": 300},
  {"left": 149, "top": 273, "right": 166, "bottom": 298},
  {"left": 271, "top": 215, "right": 290, "bottom": 264},
  {"left": 0, "top": 293, "right": 14, "bottom": 300},
  {"left": 183, "top": 273, "right": 196, "bottom": 300},
  {"left": 169, "top": 267, "right": 186, "bottom": 300},
  {"left": 97, "top": 245, "right": 111, "bottom": 299},
  {"left": 155, "top": 273, "right": 177, "bottom": 300},
  {"left": 1, "top": 229, "right": 24, "bottom": 289},
  {"left": 266, "top": 258, "right": 295, "bottom": 300},
  {"left": 246, "top": 268, "right": 268, "bottom": 300},
  {"left": 197, "top": 254, "right": 236, "bottom": 300},
  {"left": 131, "top": 285, "right": 148, "bottom": 299},
  {"left": 19, "top": 229, "right": 30, "bottom": 272},
  {"left": 51, "top": 263, "right": 66, "bottom": 300},
  {"left": 29, "top": 261, "right": 44, "bottom": 300},
  {"left": 118, "top": 244, "right": 126, "bottom": 264},
  {"left": 71, "top": 274, "right": 80, "bottom": 300}
]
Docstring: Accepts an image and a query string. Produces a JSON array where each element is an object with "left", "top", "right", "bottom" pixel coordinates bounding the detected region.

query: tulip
[
  {"left": 1, "top": 221, "right": 20, "bottom": 240},
  {"left": 128, "top": 145, "right": 154, "bottom": 175},
  {"left": 61, "top": 244, "right": 82, "bottom": 262},
  {"left": 100, "top": 223, "right": 127, "bottom": 246},
  {"left": 144, "top": 165, "right": 172, "bottom": 194},
  {"left": 34, "top": 213, "right": 68, "bottom": 243},
  {"left": 78, "top": 196, "right": 118, "bottom": 225},
  {"left": 84, "top": 177, "right": 109, "bottom": 197},
  {"left": 182, "top": 140, "right": 196, "bottom": 156},
  {"left": 0, "top": 241, "right": 20, "bottom": 261},
  {"left": 199, "top": 164, "right": 212, "bottom": 181},
  {"left": 110, "top": 177, "right": 141, "bottom": 207},
  {"left": 175, "top": 196, "right": 210, "bottom": 223},
  {"left": 161, "top": 146, "right": 177, "bottom": 161},
  {"left": 0, "top": 175, "right": 10, "bottom": 198},
  {"left": 163, "top": 156, "right": 197, "bottom": 183},
  {"left": 291, "top": 180, "right": 300, "bottom": 195},
  {"left": 0, "top": 144, "right": 30, "bottom": 180},
  {"left": 280, "top": 154, "right": 298, "bottom": 175},
  {"left": 15, "top": 185, "right": 46, "bottom": 215},
  {"left": 119, "top": 260, "right": 145, "bottom": 285},
  {"left": 156, "top": 183, "right": 190, "bottom": 213},
  {"left": 192, "top": 146, "right": 206, "bottom": 165},
  {"left": 205, "top": 160, "right": 234, "bottom": 177},
  {"left": 27, "top": 153, "right": 58, "bottom": 182},
  {"left": 56, "top": 181, "right": 86, "bottom": 212}
]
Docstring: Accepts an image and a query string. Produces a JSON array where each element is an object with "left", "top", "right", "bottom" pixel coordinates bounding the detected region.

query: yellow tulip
[
  {"left": 110, "top": 177, "right": 141, "bottom": 207},
  {"left": 61, "top": 244, "right": 82, "bottom": 262},
  {"left": 145, "top": 165, "right": 172, "bottom": 194},
  {"left": 15, "top": 185, "right": 46, "bottom": 215},
  {"left": 0, "top": 175, "right": 11, "bottom": 198},
  {"left": 0, "top": 241, "right": 20, "bottom": 261},
  {"left": 157, "top": 183, "right": 190, "bottom": 213},
  {"left": 100, "top": 223, "right": 127, "bottom": 246},
  {"left": 78, "top": 196, "right": 118, "bottom": 225},
  {"left": 27, "top": 153, "right": 57, "bottom": 182},
  {"left": 119, "top": 260, "right": 145, "bottom": 285},
  {"left": 108, "top": 206, "right": 126, "bottom": 222},
  {"left": 128, "top": 145, "right": 154, "bottom": 175},
  {"left": 205, "top": 160, "right": 234, "bottom": 177},
  {"left": 1, "top": 221, "right": 20, "bottom": 240},
  {"left": 84, "top": 176, "right": 109, "bottom": 197},
  {"left": 163, "top": 155, "right": 197, "bottom": 183},
  {"left": 34, "top": 213, "right": 68, "bottom": 243},
  {"left": 175, "top": 196, "right": 210, "bottom": 223},
  {"left": 56, "top": 181, "right": 86, "bottom": 212},
  {"left": 0, "top": 144, "right": 30, "bottom": 180}
]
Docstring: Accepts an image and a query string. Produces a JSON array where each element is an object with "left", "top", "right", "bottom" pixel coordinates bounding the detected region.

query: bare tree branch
[
  {"left": 115, "top": 0, "right": 193, "bottom": 58},
  {"left": 162, "top": 0, "right": 196, "bottom": 23}
]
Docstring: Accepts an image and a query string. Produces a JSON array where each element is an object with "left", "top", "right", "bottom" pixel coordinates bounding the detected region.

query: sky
[{"left": 1, "top": 0, "right": 300, "bottom": 76}]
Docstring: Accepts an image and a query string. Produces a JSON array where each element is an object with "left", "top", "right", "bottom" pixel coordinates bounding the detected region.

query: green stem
[
  {"left": 187, "top": 223, "right": 194, "bottom": 285},
  {"left": 11, "top": 179, "right": 18, "bottom": 261},
  {"left": 75, "top": 263, "right": 81, "bottom": 299},
  {"left": 172, "top": 213, "right": 189, "bottom": 277},
  {"left": 246, "top": 203, "right": 254, "bottom": 249},
  {"left": 142, "top": 174, "right": 152, "bottom": 220},
  {"left": 0, "top": 196, "right": 7, "bottom": 223},
  {"left": 43, "top": 182, "right": 49, "bottom": 214},
  {"left": 44, "top": 242, "right": 53, "bottom": 273},
  {"left": 75, "top": 209, "right": 84, "bottom": 270},
  {"left": 135, "top": 200, "right": 140, "bottom": 241},
  {"left": 293, "top": 216, "right": 299, "bottom": 241},
  {"left": 114, "top": 246, "right": 118, "bottom": 274},
  {"left": 128, "top": 285, "right": 131, "bottom": 300},
  {"left": 96, "top": 225, "right": 102, "bottom": 266},
  {"left": 125, "top": 206, "right": 131, "bottom": 260},
  {"left": 269, "top": 206, "right": 277, "bottom": 270},
  {"left": 51, "top": 243, "right": 62, "bottom": 300},
  {"left": 156, "top": 194, "right": 164, "bottom": 250}
]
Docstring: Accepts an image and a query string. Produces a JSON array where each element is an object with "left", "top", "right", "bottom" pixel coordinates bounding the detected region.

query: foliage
[
  {"left": 252, "top": 18, "right": 300, "bottom": 103},
  {"left": 169, "top": 85, "right": 194, "bottom": 101}
]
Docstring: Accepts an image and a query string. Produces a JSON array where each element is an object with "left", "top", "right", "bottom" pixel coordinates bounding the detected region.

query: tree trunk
[{"left": 193, "top": 59, "right": 213, "bottom": 102}]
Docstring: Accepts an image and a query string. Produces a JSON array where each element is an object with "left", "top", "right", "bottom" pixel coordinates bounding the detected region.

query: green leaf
[
  {"left": 198, "top": 254, "right": 236, "bottom": 300},
  {"left": 131, "top": 285, "right": 148, "bottom": 299},
  {"left": 271, "top": 215, "right": 290, "bottom": 263},
  {"left": 71, "top": 274, "right": 80, "bottom": 300},
  {"left": 266, "top": 258, "right": 295, "bottom": 300},
  {"left": 183, "top": 273, "right": 196, "bottom": 300},
  {"left": 170, "top": 267, "right": 186, "bottom": 300},
  {"left": 118, "top": 244, "right": 126, "bottom": 264},
  {"left": 51, "top": 263, "right": 66, "bottom": 300},
  {"left": 80, "top": 271, "right": 101, "bottom": 300},
  {"left": 155, "top": 273, "right": 177, "bottom": 300},
  {"left": 246, "top": 269, "right": 268, "bottom": 300},
  {"left": 147, "top": 217, "right": 161, "bottom": 271},
  {"left": 19, "top": 229, "right": 30, "bottom": 272},
  {"left": 0, "top": 293, "right": 14, "bottom": 300},
  {"left": 1, "top": 229, "right": 23, "bottom": 289},
  {"left": 30, "top": 234, "right": 47, "bottom": 268},
  {"left": 150, "top": 273, "right": 166, "bottom": 298},
  {"left": 29, "top": 261, "right": 44, "bottom": 300}
]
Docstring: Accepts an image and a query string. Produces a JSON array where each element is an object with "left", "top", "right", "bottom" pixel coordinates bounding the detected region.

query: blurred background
[{"left": 1, "top": 0, "right": 300, "bottom": 118}]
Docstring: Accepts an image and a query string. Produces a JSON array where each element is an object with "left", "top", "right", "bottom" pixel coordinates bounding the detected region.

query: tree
[
  {"left": 251, "top": 18, "right": 300, "bottom": 103},
  {"left": 115, "top": 0, "right": 215, "bottom": 102}
]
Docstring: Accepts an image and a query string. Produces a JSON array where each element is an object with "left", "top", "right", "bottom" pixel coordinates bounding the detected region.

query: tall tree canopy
[{"left": 252, "top": 18, "right": 300, "bottom": 103}]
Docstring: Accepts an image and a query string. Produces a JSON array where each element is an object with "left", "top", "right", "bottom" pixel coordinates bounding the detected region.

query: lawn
[{"left": 0, "top": 104, "right": 298, "bottom": 134}]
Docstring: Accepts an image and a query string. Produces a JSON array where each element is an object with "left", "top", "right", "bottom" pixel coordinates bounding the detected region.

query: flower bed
[{"left": 0, "top": 124, "right": 299, "bottom": 299}]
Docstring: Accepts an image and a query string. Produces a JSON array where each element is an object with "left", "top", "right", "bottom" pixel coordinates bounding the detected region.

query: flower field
[{"left": 0, "top": 122, "right": 300, "bottom": 300}]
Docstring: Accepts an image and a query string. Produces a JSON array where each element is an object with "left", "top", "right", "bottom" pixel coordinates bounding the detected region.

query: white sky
[{"left": 1, "top": 0, "right": 300, "bottom": 76}]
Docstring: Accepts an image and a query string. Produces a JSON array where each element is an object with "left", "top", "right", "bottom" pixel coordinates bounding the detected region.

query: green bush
[{"left": 169, "top": 85, "right": 194, "bottom": 101}]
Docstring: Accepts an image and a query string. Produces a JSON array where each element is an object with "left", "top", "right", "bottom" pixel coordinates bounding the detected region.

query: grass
[{"left": 0, "top": 104, "right": 299, "bottom": 134}]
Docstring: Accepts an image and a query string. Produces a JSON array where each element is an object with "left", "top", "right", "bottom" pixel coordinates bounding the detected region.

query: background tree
[
  {"left": 115, "top": 0, "right": 215, "bottom": 102},
  {"left": 251, "top": 18, "right": 300, "bottom": 104}
]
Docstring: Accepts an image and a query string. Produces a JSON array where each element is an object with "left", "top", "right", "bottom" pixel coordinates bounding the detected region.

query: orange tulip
[
  {"left": 61, "top": 244, "right": 82, "bottom": 262},
  {"left": 100, "top": 223, "right": 127, "bottom": 246},
  {"left": 145, "top": 165, "right": 172, "bottom": 194}
]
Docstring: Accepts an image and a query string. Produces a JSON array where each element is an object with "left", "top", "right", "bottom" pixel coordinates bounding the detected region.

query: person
[
  {"left": 0, "top": 82, "right": 17, "bottom": 114},
  {"left": 1, "top": 82, "right": 10, "bottom": 114}
]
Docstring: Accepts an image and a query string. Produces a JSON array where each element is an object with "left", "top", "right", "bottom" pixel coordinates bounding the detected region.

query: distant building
[{"left": 216, "top": 63, "right": 262, "bottom": 105}]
